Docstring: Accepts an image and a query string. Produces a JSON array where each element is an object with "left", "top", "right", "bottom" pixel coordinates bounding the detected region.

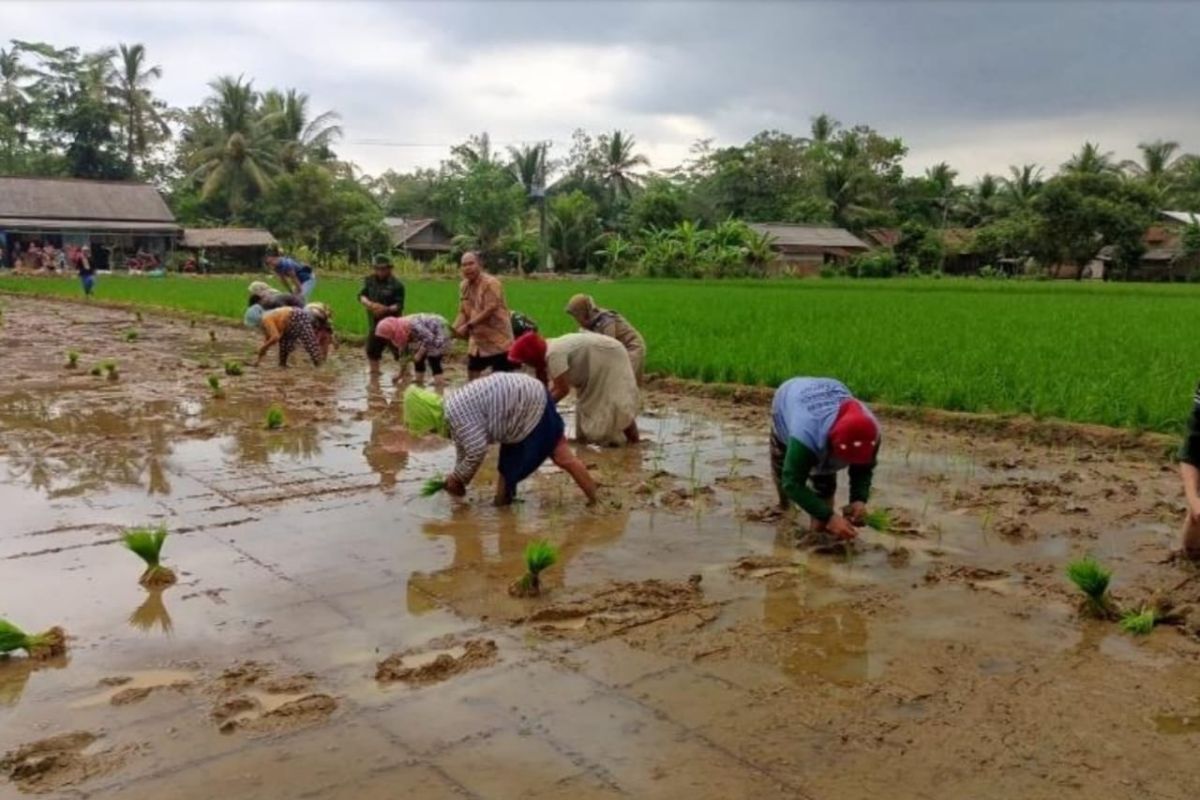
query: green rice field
[{"left": 1, "top": 273, "right": 1195, "bottom": 433}]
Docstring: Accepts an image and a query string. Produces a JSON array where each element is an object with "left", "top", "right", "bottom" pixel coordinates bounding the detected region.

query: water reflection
[
  {"left": 128, "top": 588, "right": 174, "bottom": 635},
  {"left": 0, "top": 654, "right": 70, "bottom": 707},
  {"left": 761, "top": 570, "right": 870, "bottom": 686}
]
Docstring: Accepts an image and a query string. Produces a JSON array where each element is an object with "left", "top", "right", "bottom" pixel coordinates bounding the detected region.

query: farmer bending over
[
  {"left": 771, "top": 377, "right": 881, "bottom": 541},
  {"left": 403, "top": 373, "right": 597, "bottom": 506},
  {"left": 375, "top": 313, "right": 453, "bottom": 388},
  {"left": 268, "top": 252, "right": 316, "bottom": 300},
  {"left": 245, "top": 304, "right": 328, "bottom": 368},
  {"left": 1176, "top": 382, "right": 1200, "bottom": 560},
  {"left": 564, "top": 294, "right": 647, "bottom": 384},
  {"left": 248, "top": 280, "right": 303, "bottom": 310}
]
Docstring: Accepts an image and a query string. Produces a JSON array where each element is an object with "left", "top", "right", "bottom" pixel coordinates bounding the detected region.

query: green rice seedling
[
  {"left": 863, "top": 509, "right": 892, "bottom": 532},
  {"left": 124, "top": 329, "right": 138, "bottom": 342},
  {"left": 90, "top": 364, "right": 102, "bottom": 376},
  {"left": 65, "top": 350, "right": 78, "bottom": 369},
  {"left": 1120, "top": 607, "right": 1157, "bottom": 636},
  {"left": 208, "top": 375, "right": 222, "bottom": 397},
  {"left": 265, "top": 404, "right": 285, "bottom": 429},
  {"left": 121, "top": 525, "right": 176, "bottom": 587},
  {"left": 1066, "top": 557, "right": 1116, "bottom": 618},
  {"left": 135, "top": 311, "right": 143, "bottom": 323},
  {"left": 420, "top": 475, "right": 447, "bottom": 497},
  {"left": 223, "top": 359, "right": 243, "bottom": 376},
  {"left": 208, "top": 330, "right": 217, "bottom": 343},
  {"left": 511, "top": 540, "right": 559, "bottom": 597},
  {"left": 0, "top": 619, "right": 66, "bottom": 659},
  {"left": 102, "top": 360, "right": 119, "bottom": 381}
]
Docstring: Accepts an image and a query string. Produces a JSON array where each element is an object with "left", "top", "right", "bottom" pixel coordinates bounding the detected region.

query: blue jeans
[
  {"left": 300, "top": 276, "right": 316, "bottom": 300},
  {"left": 80, "top": 274, "right": 95, "bottom": 295}
]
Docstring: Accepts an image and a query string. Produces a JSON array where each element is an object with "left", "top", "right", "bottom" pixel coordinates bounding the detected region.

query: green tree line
[{"left": 4, "top": 40, "right": 1199, "bottom": 274}]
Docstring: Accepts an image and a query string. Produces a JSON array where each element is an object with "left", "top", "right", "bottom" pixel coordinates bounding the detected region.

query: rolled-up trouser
[
  {"left": 280, "top": 312, "right": 322, "bottom": 367},
  {"left": 770, "top": 432, "right": 835, "bottom": 510}
]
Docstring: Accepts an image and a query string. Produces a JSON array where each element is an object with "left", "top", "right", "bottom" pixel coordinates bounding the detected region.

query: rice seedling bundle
[
  {"left": 121, "top": 525, "right": 177, "bottom": 588},
  {"left": 1066, "top": 557, "right": 1116, "bottom": 618},
  {"left": 420, "top": 476, "right": 447, "bottom": 497},
  {"left": 863, "top": 509, "right": 892, "bottom": 532},
  {"left": 0, "top": 619, "right": 66, "bottom": 659},
  {"left": 1119, "top": 607, "right": 1157, "bottom": 635},
  {"left": 65, "top": 350, "right": 78, "bottom": 368},
  {"left": 265, "top": 405, "right": 285, "bottom": 429},
  {"left": 223, "top": 359, "right": 244, "bottom": 376},
  {"left": 124, "top": 329, "right": 138, "bottom": 342}
]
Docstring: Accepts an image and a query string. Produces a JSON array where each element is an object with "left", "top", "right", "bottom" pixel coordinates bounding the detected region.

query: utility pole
[{"left": 535, "top": 140, "right": 550, "bottom": 273}]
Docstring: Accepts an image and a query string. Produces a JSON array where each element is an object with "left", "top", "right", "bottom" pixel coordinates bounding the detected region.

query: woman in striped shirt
[{"left": 404, "top": 373, "right": 597, "bottom": 506}]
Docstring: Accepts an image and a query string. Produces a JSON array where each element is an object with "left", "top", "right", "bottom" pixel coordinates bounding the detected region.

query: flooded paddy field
[{"left": 2, "top": 297, "right": 1199, "bottom": 799}]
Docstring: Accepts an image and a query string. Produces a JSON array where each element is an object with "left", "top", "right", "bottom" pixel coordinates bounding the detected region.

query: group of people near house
[{"left": 241, "top": 249, "right": 890, "bottom": 549}]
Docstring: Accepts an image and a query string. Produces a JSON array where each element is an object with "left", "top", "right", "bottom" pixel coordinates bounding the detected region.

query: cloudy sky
[{"left": 6, "top": 0, "right": 1199, "bottom": 180}]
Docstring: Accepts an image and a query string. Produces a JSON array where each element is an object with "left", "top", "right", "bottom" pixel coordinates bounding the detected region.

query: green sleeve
[
  {"left": 782, "top": 438, "right": 833, "bottom": 522},
  {"left": 847, "top": 442, "right": 880, "bottom": 503}
]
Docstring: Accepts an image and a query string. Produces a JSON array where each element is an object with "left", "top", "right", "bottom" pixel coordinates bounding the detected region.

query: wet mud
[{"left": 2, "top": 296, "right": 1200, "bottom": 799}]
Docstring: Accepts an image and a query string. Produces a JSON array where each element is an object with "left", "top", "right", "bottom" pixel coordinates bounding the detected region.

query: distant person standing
[
  {"left": 74, "top": 246, "right": 96, "bottom": 296},
  {"left": 269, "top": 252, "right": 316, "bottom": 300},
  {"left": 453, "top": 251, "right": 513, "bottom": 380},
  {"left": 1174, "top": 382, "right": 1200, "bottom": 561},
  {"left": 359, "top": 254, "right": 406, "bottom": 376}
]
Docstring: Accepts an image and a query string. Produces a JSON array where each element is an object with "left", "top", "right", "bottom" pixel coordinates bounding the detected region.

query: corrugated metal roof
[
  {"left": 748, "top": 223, "right": 869, "bottom": 250},
  {"left": 384, "top": 216, "right": 435, "bottom": 244},
  {"left": 1161, "top": 210, "right": 1200, "bottom": 226},
  {"left": 0, "top": 176, "right": 175, "bottom": 223},
  {"left": 181, "top": 228, "right": 277, "bottom": 248},
  {"left": 0, "top": 217, "right": 179, "bottom": 233}
]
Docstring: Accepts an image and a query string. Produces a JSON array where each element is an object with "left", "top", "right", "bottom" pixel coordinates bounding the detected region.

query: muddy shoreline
[{"left": 1, "top": 297, "right": 1199, "bottom": 800}]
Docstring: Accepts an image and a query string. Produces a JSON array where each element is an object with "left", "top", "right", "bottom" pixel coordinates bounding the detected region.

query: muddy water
[{"left": 2, "top": 297, "right": 1200, "bottom": 799}]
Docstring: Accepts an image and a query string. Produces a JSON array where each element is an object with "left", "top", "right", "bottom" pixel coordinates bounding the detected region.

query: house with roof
[
  {"left": 1093, "top": 209, "right": 1200, "bottom": 280},
  {"left": 0, "top": 176, "right": 180, "bottom": 271},
  {"left": 384, "top": 217, "right": 454, "bottom": 262},
  {"left": 746, "top": 223, "right": 870, "bottom": 274},
  {"left": 180, "top": 227, "right": 278, "bottom": 270}
]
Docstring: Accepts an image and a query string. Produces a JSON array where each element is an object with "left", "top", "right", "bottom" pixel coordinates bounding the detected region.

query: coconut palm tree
[
  {"left": 924, "top": 162, "right": 966, "bottom": 227},
  {"left": 596, "top": 130, "right": 649, "bottom": 202},
  {"left": 261, "top": 88, "right": 342, "bottom": 172},
  {"left": 808, "top": 113, "right": 840, "bottom": 145},
  {"left": 507, "top": 142, "right": 549, "bottom": 198},
  {"left": 109, "top": 43, "right": 170, "bottom": 176},
  {"left": 1062, "top": 142, "right": 1117, "bottom": 176},
  {"left": 451, "top": 132, "right": 495, "bottom": 170},
  {"left": 964, "top": 173, "right": 1000, "bottom": 226},
  {"left": 187, "top": 76, "right": 280, "bottom": 214},
  {"left": 1001, "top": 163, "right": 1044, "bottom": 210}
]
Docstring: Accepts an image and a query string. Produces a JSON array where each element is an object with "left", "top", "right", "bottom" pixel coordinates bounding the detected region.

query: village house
[
  {"left": 180, "top": 227, "right": 278, "bottom": 271},
  {"left": 384, "top": 217, "right": 454, "bottom": 262},
  {"left": 747, "top": 222, "right": 870, "bottom": 275},
  {"left": 0, "top": 176, "right": 180, "bottom": 271}
]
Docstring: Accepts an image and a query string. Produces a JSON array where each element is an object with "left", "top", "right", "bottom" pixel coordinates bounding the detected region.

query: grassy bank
[{"left": 1, "top": 273, "right": 1195, "bottom": 433}]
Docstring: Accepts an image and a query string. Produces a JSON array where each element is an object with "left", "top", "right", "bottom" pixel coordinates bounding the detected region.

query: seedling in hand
[
  {"left": 121, "top": 525, "right": 177, "bottom": 587},
  {"left": 420, "top": 475, "right": 447, "bottom": 497},
  {"left": 863, "top": 509, "right": 892, "bottom": 532},
  {"left": 1066, "top": 557, "right": 1117, "bottom": 619},
  {"left": 0, "top": 619, "right": 66, "bottom": 660}
]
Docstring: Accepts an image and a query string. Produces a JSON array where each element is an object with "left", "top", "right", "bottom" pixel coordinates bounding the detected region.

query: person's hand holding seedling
[
  {"left": 444, "top": 475, "right": 466, "bottom": 497},
  {"left": 842, "top": 502, "right": 867, "bottom": 525},
  {"left": 824, "top": 514, "right": 858, "bottom": 540}
]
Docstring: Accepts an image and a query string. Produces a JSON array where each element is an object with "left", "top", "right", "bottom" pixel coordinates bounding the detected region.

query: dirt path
[{"left": 1, "top": 297, "right": 1198, "bottom": 800}]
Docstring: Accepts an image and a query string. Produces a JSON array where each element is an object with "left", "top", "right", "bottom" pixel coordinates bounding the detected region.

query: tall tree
[
  {"left": 507, "top": 142, "right": 549, "bottom": 198},
  {"left": 0, "top": 46, "right": 35, "bottom": 169},
  {"left": 595, "top": 130, "right": 649, "bottom": 202},
  {"left": 1062, "top": 142, "right": 1117, "bottom": 176},
  {"left": 1001, "top": 163, "right": 1044, "bottom": 211},
  {"left": 261, "top": 88, "right": 342, "bottom": 173},
  {"left": 110, "top": 43, "right": 170, "bottom": 177},
  {"left": 185, "top": 75, "right": 280, "bottom": 215}
]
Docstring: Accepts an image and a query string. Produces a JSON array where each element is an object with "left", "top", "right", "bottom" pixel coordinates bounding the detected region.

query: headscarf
[
  {"left": 375, "top": 316, "right": 412, "bottom": 350},
  {"left": 508, "top": 331, "right": 549, "bottom": 383},
  {"left": 305, "top": 302, "right": 332, "bottom": 322},
  {"left": 243, "top": 304, "right": 265, "bottom": 329},
  {"left": 828, "top": 400, "right": 880, "bottom": 465},
  {"left": 403, "top": 386, "right": 449, "bottom": 437},
  {"left": 565, "top": 294, "right": 597, "bottom": 323},
  {"left": 248, "top": 281, "right": 273, "bottom": 299}
]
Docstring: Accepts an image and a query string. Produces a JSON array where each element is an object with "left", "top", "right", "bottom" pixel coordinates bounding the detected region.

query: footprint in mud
[
  {"left": 658, "top": 484, "right": 716, "bottom": 511},
  {"left": 74, "top": 670, "right": 197, "bottom": 708},
  {"left": 730, "top": 555, "right": 804, "bottom": 580},
  {"left": 1, "top": 730, "right": 138, "bottom": 795},
  {"left": 375, "top": 638, "right": 499, "bottom": 686},
  {"left": 208, "top": 662, "right": 337, "bottom": 735},
  {"left": 518, "top": 577, "right": 713, "bottom": 641},
  {"left": 714, "top": 474, "right": 764, "bottom": 493}
]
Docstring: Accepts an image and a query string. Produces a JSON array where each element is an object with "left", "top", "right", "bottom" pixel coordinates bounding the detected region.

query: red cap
[{"left": 828, "top": 400, "right": 879, "bottom": 465}]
